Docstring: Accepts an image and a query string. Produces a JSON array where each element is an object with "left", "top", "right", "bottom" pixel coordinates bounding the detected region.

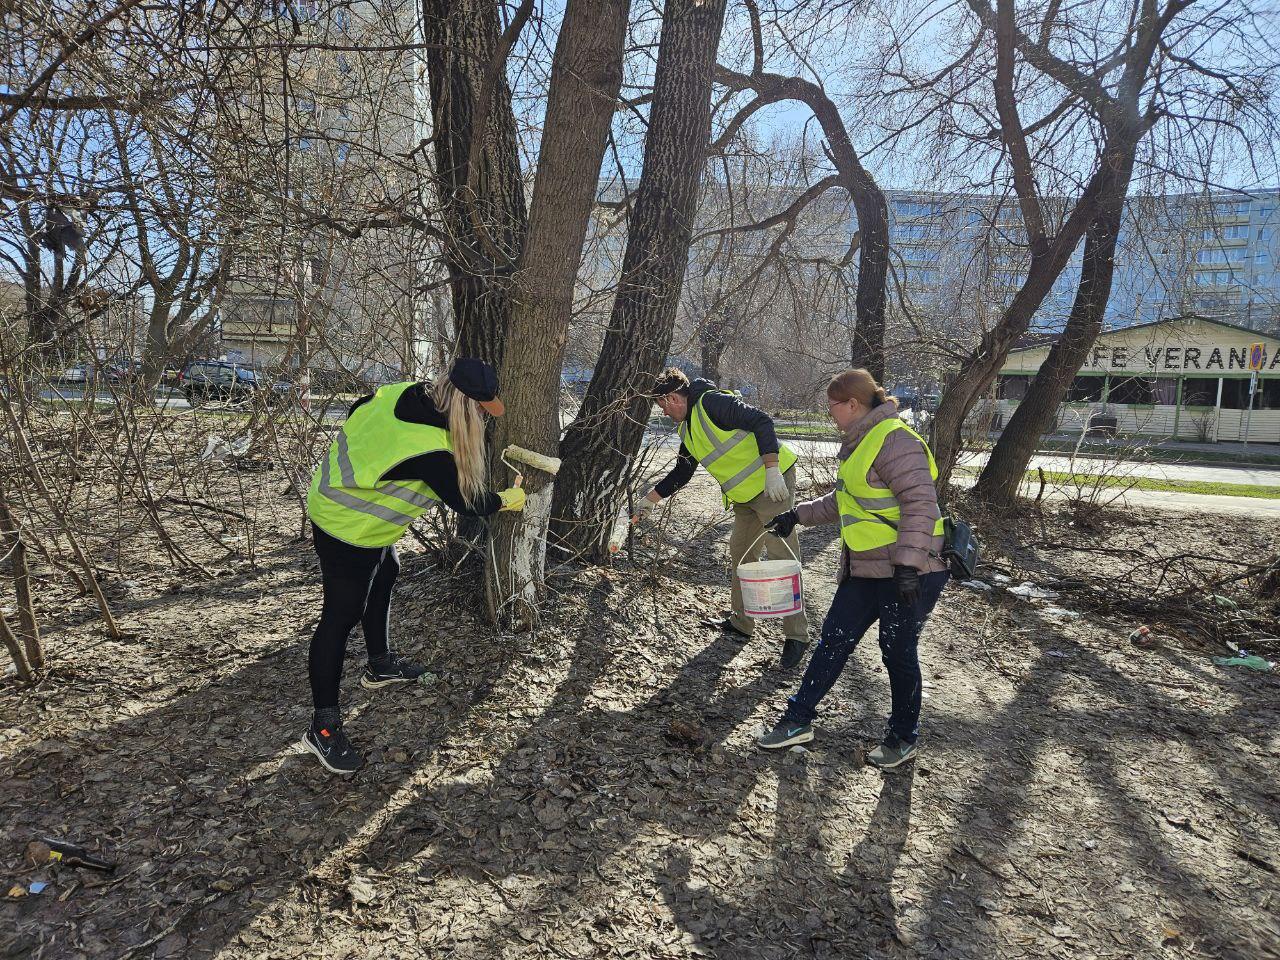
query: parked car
[
  {"left": 59, "top": 364, "right": 90, "bottom": 384},
  {"left": 179, "top": 361, "right": 291, "bottom": 406},
  {"left": 104, "top": 358, "right": 144, "bottom": 384}
]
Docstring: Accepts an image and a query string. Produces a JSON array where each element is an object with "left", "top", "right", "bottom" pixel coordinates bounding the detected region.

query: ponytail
[
  {"left": 827, "top": 369, "right": 890, "bottom": 409},
  {"left": 430, "top": 379, "right": 487, "bottom": 505}
]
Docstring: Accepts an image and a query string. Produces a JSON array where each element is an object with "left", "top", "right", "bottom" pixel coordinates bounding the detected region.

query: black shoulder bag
[
  {"left": 866, "top": 513, "right": 981, "bottom": 580},
  {"left": 941, "top": 517, "right": 981, "bottom": 581}
]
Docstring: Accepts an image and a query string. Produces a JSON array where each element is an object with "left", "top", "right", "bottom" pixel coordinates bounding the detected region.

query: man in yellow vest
[{"left": 637, "top": 367, "right": 809, "bottom": 668}]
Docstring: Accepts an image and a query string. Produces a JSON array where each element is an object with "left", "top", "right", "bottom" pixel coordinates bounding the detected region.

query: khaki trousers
[{"left": 727, "top": 467, "right": 808, "bottom": 642}]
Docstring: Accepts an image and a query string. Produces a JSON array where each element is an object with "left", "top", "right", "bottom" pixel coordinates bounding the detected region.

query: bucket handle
[{"left": 736, "top": 524, "right": 800, "bottom": 569}]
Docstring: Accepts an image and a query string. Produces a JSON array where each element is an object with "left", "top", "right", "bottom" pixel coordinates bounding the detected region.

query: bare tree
[
  {"left": 973, "top": 0, "right": 1280, "bottom": 503},
  {"left": 487, "top": 0, "right": 632, "bottom": 625},
  {"left": 715, "top": 0, "right": 889, "bottom": 377},
  {"left": 550, "top": 0, "right": 732, "bottom": 559},
  {"left": 895, "top": 0, "right": 1201, "bottom": 486}
]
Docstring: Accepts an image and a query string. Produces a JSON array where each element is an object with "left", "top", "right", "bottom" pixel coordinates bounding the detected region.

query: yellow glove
[{"left": 498, "top": 487, "right": 526, "bottom": 512}]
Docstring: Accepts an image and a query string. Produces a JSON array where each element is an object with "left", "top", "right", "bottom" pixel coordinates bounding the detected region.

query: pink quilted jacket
[{"left": 795, "top": 400, "right": 947, "bottom": 580}]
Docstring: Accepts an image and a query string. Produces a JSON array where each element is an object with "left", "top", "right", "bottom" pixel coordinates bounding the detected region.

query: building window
[
  {"left": 1181, "top": 377, "right": 1219, "bottom": 407},
  {"left": 1216, "top": 200, "right": 1251, "bottom": 218},
  {"left": 894, "top": 200, "right": 941, "bottom": 219},
  {"left": 1222, "top": 377, "right": 1280, "bottom": 410},
  {"left": 998, "top": 375, "right": 1029, "bottom": 400},
  {"left": 1196, "top": 247, "right": 1248, "bottom": 264},
  {"left": 895, "top": 223, "right": 930, "bottom": 240},
  {"left": 902, "top": 247, "right": 940, "bottom": 264},
  {"left": 1108, "top": 376, "right": 1156, "bottom": 405},
  {"left": 1065, "top": 376, "right": 1105, "bottom": 402},
  {"left": 1202, "top": 224, "right": 1250, "bottom": 241}
]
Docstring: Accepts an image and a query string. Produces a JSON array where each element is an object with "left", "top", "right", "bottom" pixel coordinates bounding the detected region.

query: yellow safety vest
[
  {"left": 679, "top": 391, "right": 797, "bottom": 504},
  {"left": 836, "top": 418, "right": 944, "bottom": 552},
  {"left": 307, "top": 382, "right": 452, "bottom": 547}
]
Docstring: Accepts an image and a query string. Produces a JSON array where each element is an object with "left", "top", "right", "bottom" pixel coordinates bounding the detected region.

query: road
[
  {"left": 37, "top": 384, "right": 349, "bottom": 420},
  {"left": 961, "top": 450, "right": 1280, "bottom": 487},
  {"left": 648, "top": 431, "right": 1280, "bottom": 515},
  {"left": 718, "top": 434, "right": 1280, "bottom": 486}
]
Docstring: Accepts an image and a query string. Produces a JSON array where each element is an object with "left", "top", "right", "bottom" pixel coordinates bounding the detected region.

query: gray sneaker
[
  {"left": 757, "top": 720, "right": 814, "bottom": 750},
  {"left": 867, "top": 736, "right": 917, "bottom": 769}
]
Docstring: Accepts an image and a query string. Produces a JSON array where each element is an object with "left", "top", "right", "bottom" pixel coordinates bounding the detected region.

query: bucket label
[{"left": 741, "top": 572, "right": 803, "bottom": 617}]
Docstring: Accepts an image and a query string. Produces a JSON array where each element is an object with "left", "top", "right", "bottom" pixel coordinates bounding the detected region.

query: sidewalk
[{"left": 1028, "top": 433, "right": 1280, "bottom": 467}]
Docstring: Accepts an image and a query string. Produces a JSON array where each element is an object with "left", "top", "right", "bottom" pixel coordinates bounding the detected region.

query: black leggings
[{"left": 309, "top": 524, "right": 400, "bottom": 709}]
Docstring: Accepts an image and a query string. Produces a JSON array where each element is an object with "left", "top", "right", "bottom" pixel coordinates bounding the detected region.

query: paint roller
[{"left": 500, "top": 445, "right": 562, "bottom": 487}]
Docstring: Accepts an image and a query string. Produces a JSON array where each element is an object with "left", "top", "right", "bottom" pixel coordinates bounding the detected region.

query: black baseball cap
[{"left": 448, "top": 358, "right": 504, "bottom": 416}]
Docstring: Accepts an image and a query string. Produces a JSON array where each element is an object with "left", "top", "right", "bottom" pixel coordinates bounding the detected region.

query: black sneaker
[
  {"left": 361, "top": 654, "right": 429, "bottom": 690},
  {"left": 703, "top": 615, "right": 752, "bottom": 642},
  {"left": 302, "top": 722, "right": 364, "bottom": 775},
  {"left": 779, "top": 638, "right": 809, "bottom": 670},
  {"left": 757, "top": 719, "right": 814, "bottom": 750}
]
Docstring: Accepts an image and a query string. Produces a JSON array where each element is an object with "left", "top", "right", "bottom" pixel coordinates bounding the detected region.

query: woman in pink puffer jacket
[{"left": 756, "top": 369, "right": 949, "bottom": 768}]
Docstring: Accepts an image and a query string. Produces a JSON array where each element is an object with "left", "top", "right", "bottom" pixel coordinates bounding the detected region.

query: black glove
[
  {"left": 768, "top": 509, "right": 799, "bottom": 539},
  {"left": 893, "top": 565, "right": 921, "bottom": 607}
]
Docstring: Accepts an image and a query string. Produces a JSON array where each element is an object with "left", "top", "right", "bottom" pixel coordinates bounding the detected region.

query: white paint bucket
[{"left": 736, "top": 558, "right": 804, "bottom": 619}]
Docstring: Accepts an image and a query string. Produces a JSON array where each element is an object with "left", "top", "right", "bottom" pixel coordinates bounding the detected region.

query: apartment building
[
  {"left": 215, "top": 0, "right": 426, "bottom": 384},
  {"left": 885, "top": 189, "right": 1280, "bottom": 334}
]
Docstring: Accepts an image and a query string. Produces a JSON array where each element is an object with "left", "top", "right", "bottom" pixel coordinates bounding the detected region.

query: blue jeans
[{"left": 784, "top": 571, "right": 948, "bottom": 743}]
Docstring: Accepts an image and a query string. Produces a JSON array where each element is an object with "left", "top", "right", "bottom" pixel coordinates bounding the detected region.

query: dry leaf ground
[{"left": 2, "top": 469, "right": 1279, "bottom": 959}]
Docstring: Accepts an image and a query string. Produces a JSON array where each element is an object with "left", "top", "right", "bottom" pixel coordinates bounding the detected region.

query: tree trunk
[
  {"left": 550, "top": 0, "right": 730, "bottom": 558},
  {"left": 700, "top": 328, "right": 725, "bottom": 383},
  {"left": 1, "top": 609, "right": 32, "bottom": 682},
  {"left": 421, "top": 0, "right": 529, "bottom": 368},
  {"left": 929, "top": 249, "right": 1064, "bottom": 489},
  {"left": 0, "top": 484, "right": 42, "bottom": 671},
  {"left": 849, "top": 186, "right": 889, "bottom": 379},
  {"left": 929, "top": 136, "right": 1142, "bottom": 490},
  {"left": 974, "top": 179, "right": 1131, "bottom": 505},
  {"left": 486, "top": 0, "right": 631, "bottom": 627}
]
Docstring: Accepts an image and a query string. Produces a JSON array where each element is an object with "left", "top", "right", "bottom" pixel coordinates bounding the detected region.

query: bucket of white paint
[{"left": 735, "top": 532, "right": 803, "bottom": 619}]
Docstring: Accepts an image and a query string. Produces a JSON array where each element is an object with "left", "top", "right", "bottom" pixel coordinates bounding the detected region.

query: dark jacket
[
  {"left": 347, "top": 383, "right": 501, "bottom": 518},
  {"left": 653, "top": 378, "right": 782, "bottom": 498},
  {"left": 794, "top": 400, "right": 946, "bottom": 579}
]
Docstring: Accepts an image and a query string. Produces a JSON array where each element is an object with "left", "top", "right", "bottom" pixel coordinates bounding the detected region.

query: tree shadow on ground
[
  {"left": 657, "top": 764, "right": 917, "bottom": 958},
  {"left": 6, "top": 553, "right": 1279, "bottom": 958},
  {"left": 0, "top": 558, "right": 521, "bottom": 959}
]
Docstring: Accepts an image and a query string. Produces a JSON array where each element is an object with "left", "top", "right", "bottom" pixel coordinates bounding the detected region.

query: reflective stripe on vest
[
  {"left": 306, "top": 382, "right": 451, "bottom": 547},
  {"left": 835, "top": 418, "right": 944, "bottom": 553},
  {"left": 678, "top": 391, "right": 797, "bottom": 504}
]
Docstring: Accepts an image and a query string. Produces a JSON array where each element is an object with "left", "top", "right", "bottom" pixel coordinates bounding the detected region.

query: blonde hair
[
  {"left": 827, "top": 368, "right": 890, "bottom": 408},
  {"left": 430, "top": 379, "right": 487, "bottom": 504}
]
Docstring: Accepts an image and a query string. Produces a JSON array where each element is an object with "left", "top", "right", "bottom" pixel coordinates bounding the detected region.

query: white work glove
[
  {"left": 764, "top": 465, "right": 788, "bottom": 503},
  {"left": 632, "top": 493, "right": 659, "bottom": 523}
]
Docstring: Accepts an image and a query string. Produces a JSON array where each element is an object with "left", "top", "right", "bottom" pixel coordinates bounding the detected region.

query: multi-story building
[
  {"left": 883, "top": 188, "right": 1280, "bottom": 335},
  {"left": 214, "top": 0, "right": 427, "bottom": 385}
]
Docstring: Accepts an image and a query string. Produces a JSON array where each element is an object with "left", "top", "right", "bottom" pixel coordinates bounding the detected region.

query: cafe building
[{"left": 995, "top": 315, "right": 1280, "bottom": 444}]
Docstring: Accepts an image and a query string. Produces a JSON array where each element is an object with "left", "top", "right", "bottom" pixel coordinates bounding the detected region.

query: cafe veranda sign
[{"left": 1084, "top": 342, "right": 1280, "bottom": 374}]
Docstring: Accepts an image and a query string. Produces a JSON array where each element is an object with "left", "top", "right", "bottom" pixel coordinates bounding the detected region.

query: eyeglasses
[{"left": 827, "top": 398, "right": 853, "bottom": 409}]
